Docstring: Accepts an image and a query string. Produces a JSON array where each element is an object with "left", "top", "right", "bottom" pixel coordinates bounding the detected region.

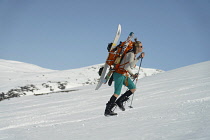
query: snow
[
  {"left": 0, "top": 60, "right": 210, "bottom": 140},
  {"left": 0, "top": 59, "right": 163, "bottom": 96}
]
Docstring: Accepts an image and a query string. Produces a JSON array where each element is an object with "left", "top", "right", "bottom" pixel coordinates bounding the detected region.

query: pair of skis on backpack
[{"left": 96, "top": 24, "right": 135, "bottom": 90}]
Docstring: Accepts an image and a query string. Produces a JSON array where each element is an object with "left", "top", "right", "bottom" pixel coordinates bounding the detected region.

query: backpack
[
  {"left": 98, "top": 41, "right": 134, "bottom": 79},
  {"left": 98, "top": 40, "right": 136, "bottom": 86},
  {"left": 106, "top": 41, "right": 134, "bottom": 67},
  {"left": 106, "top": 41, "right": 134, "bottom": 86}
]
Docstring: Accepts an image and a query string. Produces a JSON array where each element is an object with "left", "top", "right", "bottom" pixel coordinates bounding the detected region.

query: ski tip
[
  {"left": 118, "top": 24, "right": 121, "bottom": 30},
  {"left": 95, "top": 86, "right": 99, "bottom": 90}
]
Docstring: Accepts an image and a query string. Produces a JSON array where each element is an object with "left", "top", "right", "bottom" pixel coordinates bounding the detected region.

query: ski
[
  {"left": 103, "top": 70, "right": 113, "bottom": 84},
  {"left": 95, "top": 24, "right": 121, "bottom": 90}
]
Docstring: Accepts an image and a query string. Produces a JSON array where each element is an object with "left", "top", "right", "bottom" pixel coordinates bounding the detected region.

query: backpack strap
[{"left": 114, "top": 53, "right": 130, "bottom": 75}]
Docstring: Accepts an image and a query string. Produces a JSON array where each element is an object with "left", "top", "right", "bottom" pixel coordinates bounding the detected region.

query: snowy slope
[
  {"left": 0, "top": 59, "right": 163, "bottom": 98},
  {"left": 0, "top": 61, "right": 209, "bottom": 140}
]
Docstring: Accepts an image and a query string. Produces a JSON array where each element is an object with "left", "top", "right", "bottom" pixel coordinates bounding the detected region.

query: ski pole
[{"left": 128, "top": 56, "right": 143, "bottom": 108}]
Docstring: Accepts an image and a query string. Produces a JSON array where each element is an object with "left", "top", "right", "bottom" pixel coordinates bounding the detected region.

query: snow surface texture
[
  {"left": 0, "top": 60, "right": 210, "bottom": 140},
  {"left": 0, "top": 59, "right": 162, "bottom": 99}
]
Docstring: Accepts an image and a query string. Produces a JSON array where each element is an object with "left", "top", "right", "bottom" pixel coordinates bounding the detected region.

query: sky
[{"left": 0, "top": 0, "right": 210, "bottom": 71}]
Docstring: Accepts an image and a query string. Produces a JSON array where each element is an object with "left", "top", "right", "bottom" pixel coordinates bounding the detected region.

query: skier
[{"left": 104, "top": 41, "right": 145, "bottom": 116}]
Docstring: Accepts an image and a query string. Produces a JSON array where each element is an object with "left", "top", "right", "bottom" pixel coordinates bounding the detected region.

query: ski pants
[{"left": 113, "top": 72, "right": 136, "bottom": 95}]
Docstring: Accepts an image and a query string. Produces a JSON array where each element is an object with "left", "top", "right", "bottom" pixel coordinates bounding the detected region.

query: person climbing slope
[{"left": 104, "top": 40, "right": 145, "bottom": 116}]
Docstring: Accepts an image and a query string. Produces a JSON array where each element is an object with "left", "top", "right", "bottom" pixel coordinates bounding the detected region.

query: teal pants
[{"left": 113, "top": 72, "right": 136, "bottom": 95}]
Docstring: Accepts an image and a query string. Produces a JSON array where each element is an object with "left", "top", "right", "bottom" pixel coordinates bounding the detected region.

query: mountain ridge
[{"left": 0, "top": 59, "right": 163, "bottom": 100}]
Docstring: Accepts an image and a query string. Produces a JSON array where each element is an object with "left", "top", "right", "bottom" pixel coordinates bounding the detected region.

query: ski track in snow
[{"left": 0, "top": 61, "right": 210, "bottom": 140}]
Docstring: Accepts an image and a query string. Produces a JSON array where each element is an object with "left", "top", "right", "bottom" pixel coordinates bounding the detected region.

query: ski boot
[
  {"left": 104, "top": 101, "right": 117, "bottom": 116},
  {"left": 116, "top": 90, "right": 133, "bottom": 111}
]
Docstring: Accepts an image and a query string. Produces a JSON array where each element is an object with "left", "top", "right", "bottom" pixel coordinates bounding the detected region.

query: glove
[
  {"left": 137, "top": 52, "right": 145, "bottom": 60},
  {"left": 131, "top": 73, "right": 139, "bottom": 79}
]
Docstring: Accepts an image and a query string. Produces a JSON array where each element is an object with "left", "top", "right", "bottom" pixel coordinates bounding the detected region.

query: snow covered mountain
[
  {"left": 0, "top": 59, "right": 163, "bottom": 100},
  {"left": 0, "top": 61, "right": 209, "bottom": 140}
]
